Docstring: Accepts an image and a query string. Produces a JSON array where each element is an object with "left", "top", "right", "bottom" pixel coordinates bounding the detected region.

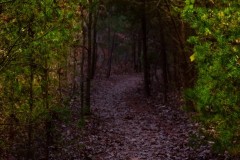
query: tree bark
[
  {"left": 80, "top": 10, "right": 86, "bottom": 121},
  {"left": 27, "top": 24, "right": 34, "bottom": 160},
  {"left": 73, "top": 48, "right": 77, "bottom": 93},
  {"left": 106, "top": 32, "right": 115, "bottom": 78},
  {"left": 132, "top": 34, "right": 137, "bottom": 71},
  {"left": 43, "top": 54, "right": 51, "bottom": 160},
  {"left": 160, "top": 32, "right": 168, "bottom": 104},
  {"left": 27, "top": 49, "right": 34, "bottom": 160},
  {"left": 106, "top": 14, "right": 116, "bottom": 78},
  {"left": 91, "top": 10, "right": 98, "bottom": 79},
  {"left": 85, "top": 0, "right": 93, "bottom": 115},
  {"left": 137, "top": 32, "right": 142, "bottom": 72},
  {"left": 141, "top": 0, "right": 151, "bottom": 96}
]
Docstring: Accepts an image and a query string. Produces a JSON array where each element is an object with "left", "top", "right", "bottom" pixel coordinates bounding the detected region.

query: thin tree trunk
[
  {"left": 26, "top": 23, "right": 35, "bottom": 159},
  {"left": 85, "top": 0, "right": 92, "bottom": 115},
  {"left": 58, "top": 66, "right": 62, "bottom": 100},
  {"left": 91, "top": 10, "right": 98, "bottom": 79},
  {"left": 27, "top": 50, "right": 34, "bottom": 160},
  {"left": 163, "top": 0, "right": 191, "bottom": 88},
  {"left": 132, "top": 34, "right": 137, "bottom": 71},
  {"left": 73, "top": 49, "right": 77, "bottom": 93},
  {"left": 137, "top": 33, "right": 142, "bottom": 72},
  {"left": 106, "top": 17, "right": 111, "bottom": 78},
  {"left": 160, "top": 32, "right": 168, "bottom": 104},
  {"left": 141, "top": 0, "right": 151, "bottom": 96},
  {"left": 106, "top": 34, "right": 115, "bottom": 78},
  {"left": 9, "top": 79, "right": 16, "bottom": 150},
  {"left": 42, "top": 50, "right": 51, "bottom": 160},
  {"left": 80, "top": 16, "right": 86, "bottom": 122}
]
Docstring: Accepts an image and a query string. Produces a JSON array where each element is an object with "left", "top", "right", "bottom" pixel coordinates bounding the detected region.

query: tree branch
[{"left": 0, "top": 0, "right": 15, "bottom": 4}]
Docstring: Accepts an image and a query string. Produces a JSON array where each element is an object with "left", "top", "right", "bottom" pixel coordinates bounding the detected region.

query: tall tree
[
  {"left": 91, "top": 3, "right": 99, "bottom": 79},
  {"left": 160, "top": 31, "right": 168, "bottom": 104},
  {"left": 141, "top": 0, "right": 151, "bottom": 96},
  {"left": 80, "top": 4, "right": 86, "bottom": 124},
  {"left": 85, "top": 0, "right": 93, "bottom": 115}
]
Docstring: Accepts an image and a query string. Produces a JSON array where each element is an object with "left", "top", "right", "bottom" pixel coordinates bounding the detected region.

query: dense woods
[{"left": 0, "top": 0, "right": 239, "bottom": 159}]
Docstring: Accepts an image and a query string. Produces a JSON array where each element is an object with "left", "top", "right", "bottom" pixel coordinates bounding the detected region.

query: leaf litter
[{"left": 50, "top": 74, "right": 234, "bottom": 160}]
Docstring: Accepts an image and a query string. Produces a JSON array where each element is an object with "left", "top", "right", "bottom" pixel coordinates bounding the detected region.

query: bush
[{"left": 183, "top": 0, "right": 240, "bottom": 154}]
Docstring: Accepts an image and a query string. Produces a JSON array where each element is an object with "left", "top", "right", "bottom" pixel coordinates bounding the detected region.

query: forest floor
[{"left": 51, "top": 74, "right": 230, "bottom": 160}]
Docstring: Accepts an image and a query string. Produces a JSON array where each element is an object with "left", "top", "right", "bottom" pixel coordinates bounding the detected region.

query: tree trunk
[
  {"left": 160, "top": 32, "right": 168, "bottom": 104},
  {"left": 106, "top": 33, "right": 115, "bottom": 78},
  {"left": 58, "top": 65, "right": 63, "bottom": 101},
  {"left": 27, "top": 50, "right": 34, "bottom": 160},
  {"left": 44, "top": 58, "right": 51, "bottom": 160},
  {"left": 9, "top": 79, "right": 16, "bottom": 150},
  {"left": 137, "top": 32, "right": 142, "bottom": 72},
  {"left": 26, "top": 24, "right": 35, "bottom": 159},
  {"left": 73, "top": 48, "right": 77, "bottom": 94},
  {"left": 91, "top": 10, "right": 98, "bottom": 79},
  {"left": 132, "top": 34, "right": 137, "bottom": 71},
  {"left": 141, "top": 0, "right": 151, "bottom": 96},
  {"left": 106, "top": 15, "right": 116, "bottom": 78},
  {"left": 80, "top": 13, "right": 86, "bottom": 122},
  {"left": 85, "top": 0, "right": 92, "bottom": 115}
]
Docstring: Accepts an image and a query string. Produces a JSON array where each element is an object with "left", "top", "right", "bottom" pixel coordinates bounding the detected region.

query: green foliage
[
  {"left": 0, "top": 0, "right": 82, "bottom": 156},
  {"left": 183, "top": 0, "right": 240, "bottom": 154}
]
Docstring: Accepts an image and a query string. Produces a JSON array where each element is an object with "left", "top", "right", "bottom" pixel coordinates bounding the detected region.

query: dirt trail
[{"left": 81, "top": 74, "right": 220, "bottom": 160}]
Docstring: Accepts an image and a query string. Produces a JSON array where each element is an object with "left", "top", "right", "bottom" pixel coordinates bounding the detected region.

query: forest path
[{"left": 82, "top": 74, "right": 214, "bottom": 160}]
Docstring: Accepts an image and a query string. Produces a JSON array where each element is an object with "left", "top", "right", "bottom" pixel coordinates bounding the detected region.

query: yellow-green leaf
[{"left": 190, "top": 54, "right": 195, "bottom": 62}]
